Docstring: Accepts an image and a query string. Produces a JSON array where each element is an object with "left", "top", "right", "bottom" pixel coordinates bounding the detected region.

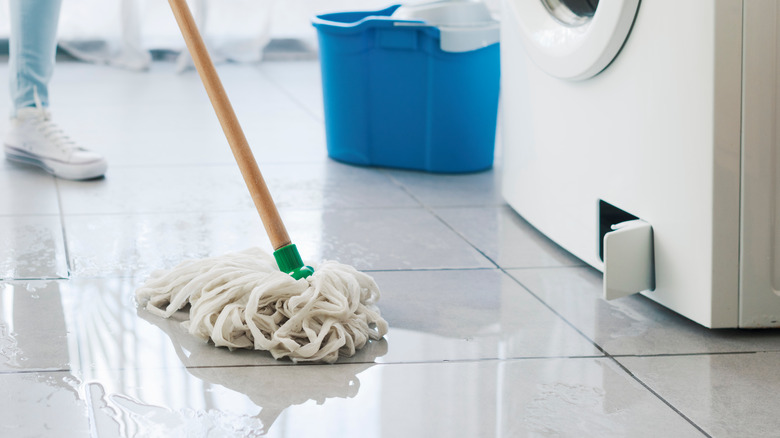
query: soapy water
[
  {"left": 72, "top": 360, "right": 375, "bottom": 437},
  {"left": 0, "top": 279, "right": 59, "bottom": 293},
  {"left": 1, "top": 222, "right": 68, "bottom": 279},
  {"left": 78, "top": 368, "right": 372, "bottom": 437},
  {"left": 24, "top": 280, "right": 52, "bottom": 293},
  {"left": 83, "top": 382, "right": 267, "bottom": 438},
  {"left": 8, "top": 374, "right": 270, "bottom": 437},
  {"left": 520, "top": 382, "right": 628, "bottom": 436},
  {"left": 0, "top": 322, "right": 22, "bottom": 367}
]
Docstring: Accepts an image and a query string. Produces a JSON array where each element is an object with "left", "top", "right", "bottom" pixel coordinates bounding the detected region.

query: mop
[{"left": 135, "top": 0, "right": 388, "bottom": 363}]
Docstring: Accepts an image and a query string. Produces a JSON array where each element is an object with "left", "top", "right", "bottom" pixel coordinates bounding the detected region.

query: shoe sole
[{"left": 4, "top": 144, "right": 107, "bottom": 180}]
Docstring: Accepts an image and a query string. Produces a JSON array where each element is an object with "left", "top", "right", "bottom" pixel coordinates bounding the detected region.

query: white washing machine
[{"left": 501, "top": 0, "right": 780, "bottom": 328}]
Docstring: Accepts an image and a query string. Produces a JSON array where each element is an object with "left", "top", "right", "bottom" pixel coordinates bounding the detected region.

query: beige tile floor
[{"left": 1, "top": 58, "right": 779, "bottom": 437}]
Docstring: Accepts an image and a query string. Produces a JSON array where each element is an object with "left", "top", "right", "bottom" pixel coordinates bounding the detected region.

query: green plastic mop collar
[{"left": 273, "top": 244, "right": 314, "bottom": 279}]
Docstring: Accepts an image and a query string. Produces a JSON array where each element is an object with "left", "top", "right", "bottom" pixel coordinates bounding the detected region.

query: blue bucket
[{"left": 312, "top": 4, "right": 500, "bottom": 173}]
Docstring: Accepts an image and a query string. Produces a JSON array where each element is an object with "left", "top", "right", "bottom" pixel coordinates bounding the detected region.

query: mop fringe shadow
[{"left": 135, "top": 248, "right": 388, "bottom": 363}]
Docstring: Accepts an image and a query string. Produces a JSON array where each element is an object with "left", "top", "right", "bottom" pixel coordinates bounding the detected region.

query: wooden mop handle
[{"left": 168, "top": 0, "right": 291, "bottom": 250}]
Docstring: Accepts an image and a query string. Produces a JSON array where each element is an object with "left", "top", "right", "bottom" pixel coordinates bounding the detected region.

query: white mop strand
[{"left": 135, "top": 248, "right": 388, "bottom": 363}]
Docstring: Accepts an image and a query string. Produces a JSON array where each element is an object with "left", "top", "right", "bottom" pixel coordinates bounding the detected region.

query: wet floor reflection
[
  {"left": 137, "top": 307, "right": 383, "bottom": 431},
  {"left": 1, "top": 276, "right": 388, "bottom": 436},
  {"left": 0, "top": 281, "right": 70, "bottom": 371},
  {"left": 78, "top": 361, "right": 378, "bottom": 437}
]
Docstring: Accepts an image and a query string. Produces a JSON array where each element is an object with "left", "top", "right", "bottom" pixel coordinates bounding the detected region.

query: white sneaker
[{"left": 4, "top": 107, "right": 107, "bottom": 180}]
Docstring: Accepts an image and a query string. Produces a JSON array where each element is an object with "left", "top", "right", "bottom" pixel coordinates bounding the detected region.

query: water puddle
[
  {"left": 521, "top": 382, "right": 627, "bottom": 435},
  {"left": 83, "top": 382, "right": 267, "bottom": 438},
  {"left": 0, "top": 322, "right": 22, "bottom": 367}
]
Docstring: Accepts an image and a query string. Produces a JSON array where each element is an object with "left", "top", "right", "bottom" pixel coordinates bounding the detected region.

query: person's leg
[
  {"left": 9, "top": 0, "right": 63, "bottom": 114},
  {"left": 5, "top": 0, "right": 107, "bottom": 180}
]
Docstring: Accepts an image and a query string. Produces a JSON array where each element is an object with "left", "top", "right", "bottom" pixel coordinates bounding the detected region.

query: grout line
[
  {"left": 100, "top": 159, "right": 330, "bottom": 170},
  {"left": 42, "top": 268, "right": 501, "bottom": 282},
  {"left": 379, "top": 179, "right": 589, "bottom": 272},
  {"left": 382, "top": 170, "right": 430, "bottom": 209},
  {"left": 54, "top": 178, "right": 73, "bottom": 279},
  {"left": 382, "top": 177, "right": 587, "bottom": 273},
  {"left": 381, "top": 170, "right": 510, "bottom": 209},
  {"left": 30, "top": 267, "right": 596, "bottom": 279},
  {"left": 0, "top": 276, "right": 69, "bottom": 282},
  {"left": 361, "top": 267, "right": 498, "bottom": 273},
  {"left": 503, "top": 264, "right": 590, "bottom": 271},
  {"left": 611, "top": 351, "right": 761, "bottom": 358},
  {"left": 380, "top": 169, "right": 438, "bottom": 210},
  {"left": 53, "top": 204, "right": 432, "bottom": 218},
  {"left": 0, "top": 212, "right": 61, "bottom": 219},
  {"left": 0, "top": 368, "right": 71, "bottom": 376},
  {"left": 257, "top": 64, "right": 324, "bottom": 124},
  {"left": 1, "top": 356, "right": 610, "bottom": 377},
  {"left": 609, "top": 357, "right": 713, "bottom": 437},
  {"left": 428, "top": 208, "right": 501, "bottom": 269},
  {"left": 503, "top": 270, "right": 609, "bottom": 355},
  {"left": 181, "top": 355, "right": 611, "bottom": 372},
  {"left": 384, "top": 173, "right": 503, "bottom": 269},
  {"left": 366, "top": 356, "right": 609, "bottom": 366},
  {"left": 422, "top": 203, "right": 514, "bottom": 209}
]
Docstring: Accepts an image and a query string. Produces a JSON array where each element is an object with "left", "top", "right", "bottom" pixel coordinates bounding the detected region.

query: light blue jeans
[{"left": 8, "top": 0, "right": 63, "bottom": 114}]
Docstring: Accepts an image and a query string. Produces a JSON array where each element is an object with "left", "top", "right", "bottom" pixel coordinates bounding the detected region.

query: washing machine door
[{"left": 506, "top": 0, "right": 640, "bottom": 80}]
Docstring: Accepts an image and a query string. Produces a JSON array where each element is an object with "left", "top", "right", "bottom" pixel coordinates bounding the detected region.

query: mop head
[{"left": 135, "top": 247, "right": 388, "bottom": 363}]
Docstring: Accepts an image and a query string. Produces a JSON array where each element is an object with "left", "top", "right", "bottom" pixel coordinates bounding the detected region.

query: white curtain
[
  {"left": 0, "top": 0, "right": 395, "bottom": 70},
  {"left": 57, "top": 0, "right": 276, "bottom": 71},
  {"left": 0, "top": 0, "right": 497, "bottom": 71}
]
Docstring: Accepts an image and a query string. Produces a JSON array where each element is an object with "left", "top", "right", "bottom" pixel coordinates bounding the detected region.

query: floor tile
[
  {"left": 68, "top": 278, "right": 319, "bottom": 370},
  {"left": 50, "top": 60, "right": 285, "bottom": 109},
  {"left": 58, "top": 166, "right": 253, "bottom": 215},
  {"left": 508, "top": 267, "right": 780, "bottom": 355},
  {"left": 58, "top": 161, "right": 414, "bottom": 216},
  {"left": 436, "top": 205, "right": 585, "bottom": 269},
  {"left": 0, "top": 358, "right": 704, "bottom": 438},
  {"left": 256, "top": 161, "right": 418, "bottom": 209},
  {"left": 64, "top": 208, "right": 493, "bottom": 278},
  {"left": 50, "top": 62, "right": 328, "bottom": 167},
  {"left": 386, "top": 166, "right": 505, "bottom": 207},
  {"left": 54, "top": 103, "right": 327, "bottom": 167},
  {"left": 370, "top": 269, "right": 600, "bottom": 361},
  {"left": 0, "top": 371, "right": 88, "bottom": 438},
  {"left": 0, "top": 282, "right": 70, "bottom": 371},
  {"left": 259, "top": 60, "right": 324, "bottom": 121},
  {"left": 63, "top": 212, "right": 263, "bottom": 278},
  {"left": 50, "top": 61, "right": 203, "bottom": 106},
  {"left": 241, "top": 207, "right": 495, "bottom": 271},
  {"left": 241, "top": 115, "right": 328, "bottom": 165},
  {"left": 0, "top": 215, "right": 68, "bottom": 280},
  {"left": 53, "top": 103, "right": 236, "bottom": 167},
  {"left": 0, "top": 167, "right": 60, "bottom": 216},
  {"left": 618, "top": 352, "right": 780, "bottom": 437}
]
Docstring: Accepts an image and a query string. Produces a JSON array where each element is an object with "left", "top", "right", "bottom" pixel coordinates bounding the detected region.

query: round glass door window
[
  {"left": 506, "top": 0, "right": 638, "bottom": 80},
  {"left": 542, "top": 0, "right": 599, "bottom": 26}
]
